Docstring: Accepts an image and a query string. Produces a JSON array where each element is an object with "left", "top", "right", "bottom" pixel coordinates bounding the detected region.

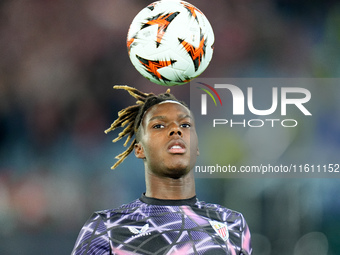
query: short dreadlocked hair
[{"left": 105, "top": 85, "right": 187, "bottom": 169}]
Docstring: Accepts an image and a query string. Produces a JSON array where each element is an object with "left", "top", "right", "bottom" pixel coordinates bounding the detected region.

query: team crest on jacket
[{"left": 209, "top": 220, "right": 229, "bottom": 241}]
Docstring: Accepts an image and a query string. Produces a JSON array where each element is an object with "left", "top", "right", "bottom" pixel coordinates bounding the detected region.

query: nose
[{"left": 168, "top": 125, "right": 182, "bottom": 137}]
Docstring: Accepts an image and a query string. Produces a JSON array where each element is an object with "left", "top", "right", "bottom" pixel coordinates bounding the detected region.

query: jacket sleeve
[
  {"left": 71, "top": 213, "right": 111, "bottom": 255},
  {"left": 240, "top": 215, "right": 252, "bottom": 255}
]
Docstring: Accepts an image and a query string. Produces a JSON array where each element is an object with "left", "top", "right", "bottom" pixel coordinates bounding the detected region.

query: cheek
[
  {"left": 190, "top": 131, "right": 199, "bottom": 148},
  {"left": 141, "top": 137, "right": 159, "bottom": 157}
]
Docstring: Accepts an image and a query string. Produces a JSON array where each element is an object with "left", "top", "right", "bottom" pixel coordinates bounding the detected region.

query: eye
[
  {"left": 181, "top": 123, "right": 191, "bottom": 128},
  {"left": 153, "top": 124, "right": 165, "bottom": 129}
]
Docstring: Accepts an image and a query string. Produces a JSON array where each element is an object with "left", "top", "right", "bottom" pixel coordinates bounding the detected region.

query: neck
[{"left": 145, "top": 169, "right": 196, "bottom": 200}]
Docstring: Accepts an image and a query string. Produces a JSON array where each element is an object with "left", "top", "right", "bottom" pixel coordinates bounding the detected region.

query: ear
[
  {"left": 134, "top": 142, "right": 145, "bottom": 159},
  {"left": 197, "top": 147, "right": 200, "bottom": 156}
]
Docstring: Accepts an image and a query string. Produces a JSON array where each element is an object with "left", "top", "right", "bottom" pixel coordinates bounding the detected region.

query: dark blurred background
[{"left": 0, "top": 0, "right": 339, "bottom": 254}]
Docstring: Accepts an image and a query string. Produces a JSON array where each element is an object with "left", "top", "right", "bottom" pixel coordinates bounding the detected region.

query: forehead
[{"left": 143, "top": 102, "right": 192, "bottom": 123}]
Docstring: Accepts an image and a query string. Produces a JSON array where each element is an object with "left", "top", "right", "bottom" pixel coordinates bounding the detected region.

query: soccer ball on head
[{"left": 127, "top": 0, "right": 214, "bottom": 86}]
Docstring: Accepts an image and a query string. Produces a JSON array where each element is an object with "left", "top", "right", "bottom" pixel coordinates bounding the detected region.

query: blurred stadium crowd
[{"left": 0, "top": 0, "right": 340, "bottom": 254}]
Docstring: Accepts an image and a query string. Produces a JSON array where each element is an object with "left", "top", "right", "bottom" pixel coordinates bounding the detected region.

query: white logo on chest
[{"left": 128, "top": 223, "right": 151, "bottom": 238}]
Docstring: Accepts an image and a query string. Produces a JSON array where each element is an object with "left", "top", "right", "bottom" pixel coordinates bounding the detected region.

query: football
[{"left": 127, "top": 0, "right": 214, "bottom": 86}]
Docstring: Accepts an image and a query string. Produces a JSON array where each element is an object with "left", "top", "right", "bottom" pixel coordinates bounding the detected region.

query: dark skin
[{"left": 134, "top": 102, "right": 200, "bottom": 200}]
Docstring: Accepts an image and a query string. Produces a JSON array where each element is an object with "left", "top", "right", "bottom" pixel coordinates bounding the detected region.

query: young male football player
[{"left": 72, "top": 85, "right": 252, "bottom": 255}]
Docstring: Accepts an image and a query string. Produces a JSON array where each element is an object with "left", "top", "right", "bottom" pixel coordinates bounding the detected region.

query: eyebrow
[{"left": 148, "top": 114, "right": 192, "bottom": 123}]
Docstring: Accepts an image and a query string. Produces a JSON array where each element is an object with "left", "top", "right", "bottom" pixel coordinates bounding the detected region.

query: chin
[{"left": 165, "top": 164, "right": 191, "bottom": 179}]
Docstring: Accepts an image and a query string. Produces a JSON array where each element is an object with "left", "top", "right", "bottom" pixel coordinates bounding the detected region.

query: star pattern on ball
[
  {"left": 136, "top": 55, "right": 176, "bottom": 81},
  {"left": 146, "top": 2, "right": 157, "bottom": 11},
  {"left": 142, "top": 12, "right": 180, "bottom": 47},
  {"left": 181, "top": 2, "right": 203, "bottom": 21},
  {"left": 179, "top": 33, "right": 207, "bottom": 72},
  {"left": 127, "top": 37, "right": 135, "bottom": 55}
]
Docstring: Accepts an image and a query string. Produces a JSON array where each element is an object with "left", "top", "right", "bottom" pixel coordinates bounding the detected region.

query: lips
[{"left": 167, "top": 140, "right": 186, "bottom": 154}]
